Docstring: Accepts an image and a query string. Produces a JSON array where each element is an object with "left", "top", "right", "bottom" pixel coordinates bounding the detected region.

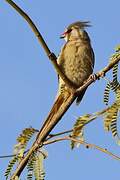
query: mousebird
[{"left": 36, "top": 21, "right": 95, "bottom": 144}]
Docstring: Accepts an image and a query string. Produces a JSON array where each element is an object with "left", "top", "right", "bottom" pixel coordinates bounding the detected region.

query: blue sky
[{"left": 1, "top": 0, "right": 120, "bottom": 179}]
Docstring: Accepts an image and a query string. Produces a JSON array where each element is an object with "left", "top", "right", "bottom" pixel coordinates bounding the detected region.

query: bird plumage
[
  {"left": 36, "top": 21, "right": 95, "bottom": 143},
  {"left": 58, "top": 21, "right": 95, "bottom": 104}
]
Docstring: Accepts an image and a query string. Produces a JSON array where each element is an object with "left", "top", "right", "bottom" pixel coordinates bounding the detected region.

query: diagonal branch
[
  {"left": 76, "top": 53, "right": 120, "bottom": 95},
  {"left": 5, "top": 0, "right": 75, "bottom": 91}
]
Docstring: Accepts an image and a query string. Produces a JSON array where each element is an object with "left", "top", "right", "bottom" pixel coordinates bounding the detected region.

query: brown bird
[
  {"left": 36, "top": 21, "right": 95, "bottom": 143},
  {"left": 58, "top": 21, "right": 95, "bottom": 104}
]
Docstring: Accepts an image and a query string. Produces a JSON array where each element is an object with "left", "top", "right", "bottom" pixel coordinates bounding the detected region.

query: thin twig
[
  {"left": 1, "top": 130, "right": 120, "bottom": 162},
  {"left": 0, "top": 150, "right": 29, "bottom": 159},
  {"left": 47, "top": 129, "right": 73, "bottom": 139},
  {"left": 44, "top": 136, "right": 120, "bottom": 161},
  {"left": 0, "top": 154, "right": 16, "bottom": 159}
]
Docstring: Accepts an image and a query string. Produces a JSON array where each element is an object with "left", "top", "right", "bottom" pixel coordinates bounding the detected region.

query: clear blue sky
[{"left": 1, "top": 0, "right": 120, "bottom": 179}]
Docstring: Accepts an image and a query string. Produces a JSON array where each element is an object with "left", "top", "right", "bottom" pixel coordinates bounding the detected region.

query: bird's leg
[
  {"left": 75, "top": 74, "right": 98, "bottom": 96},
  {"left": 89, "top": 72, "right": 105, "bottom": 81},
  {"left": 84, "top": 72, "right": 105, "bottom": 84},
  {"left": 89, "top": 73, "right": 98, "bottom": 81},
  {"left": 75, "top": 72, "right": 106, "bottom": 96}
]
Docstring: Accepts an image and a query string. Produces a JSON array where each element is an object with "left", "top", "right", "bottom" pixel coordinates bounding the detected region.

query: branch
[
  {"left": 76, "top": 53, "right": 120, "bottom": 95},
  {"left": 1, "top": 125, "right": 119, "bottom": 162},
  {"left": 5, "top": 0, "right": 75, "bottom": 91},
  {"left": 47, "top": 129, "right": 73, "bottom": 140},
  {"left": 44, "top": 136, "right": 120, "bottom": 161}
]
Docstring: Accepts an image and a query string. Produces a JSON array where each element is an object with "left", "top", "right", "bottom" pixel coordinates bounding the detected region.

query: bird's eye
[{"left": 66, "top": 29, "right": 72, "bottom": 34}]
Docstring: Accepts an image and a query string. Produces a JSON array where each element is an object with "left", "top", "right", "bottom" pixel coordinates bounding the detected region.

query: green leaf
[
  {"left": 33, "top": 152, "right": 45, "bottom": 180},
  {"left": 104, "top": 83, "right": 111, "bottom": 105},
  {"left": 5, "top": 156, "right": 18, "bottom": 179}
]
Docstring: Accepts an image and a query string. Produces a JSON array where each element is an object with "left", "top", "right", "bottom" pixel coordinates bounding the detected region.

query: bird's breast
[{"left": 59, "top": 41, "right": 94, "bottom": 87}]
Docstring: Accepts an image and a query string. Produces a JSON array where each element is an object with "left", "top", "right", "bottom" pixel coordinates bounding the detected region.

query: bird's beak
[{"left": 60, "top": 32, "right": 66, "bottom": 39}]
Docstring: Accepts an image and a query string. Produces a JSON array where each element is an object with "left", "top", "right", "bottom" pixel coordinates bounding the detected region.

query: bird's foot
[{"left": 89, "top": 73, "right": 98, "bottom": 82}]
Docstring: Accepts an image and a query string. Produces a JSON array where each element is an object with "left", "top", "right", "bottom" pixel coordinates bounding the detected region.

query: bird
[
  {"left": 57, "top": 21, "right": 95, "bottom": 104},
  {"left": 36, "top": 21, "right": 95, "bottom": 144}
]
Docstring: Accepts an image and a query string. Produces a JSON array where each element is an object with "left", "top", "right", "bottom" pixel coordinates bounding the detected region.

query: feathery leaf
[{"left": 5, "top": 156, "right": 18, "bottom": 179}]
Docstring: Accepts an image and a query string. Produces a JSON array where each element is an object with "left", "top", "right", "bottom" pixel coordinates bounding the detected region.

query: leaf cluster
[
  {"left": 71, "top": 47, "right": 120, "bottom": 148},
  {"left": 5, "top": 128, "right": 48, "bottom": 179}
]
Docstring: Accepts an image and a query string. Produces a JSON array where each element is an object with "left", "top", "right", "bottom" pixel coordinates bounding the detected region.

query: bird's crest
[{"left": 67, "top": 21, "right": 91, "bottom": 30}]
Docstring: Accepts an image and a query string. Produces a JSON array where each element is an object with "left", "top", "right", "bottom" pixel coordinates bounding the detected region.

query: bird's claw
[{"left": 89, "top": 73, "right": 98, "bottom": 81}]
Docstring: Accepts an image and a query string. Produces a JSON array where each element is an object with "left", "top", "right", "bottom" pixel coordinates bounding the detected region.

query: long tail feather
[{"left": 35, "top": 92, "right": 76, "bottom": 144}]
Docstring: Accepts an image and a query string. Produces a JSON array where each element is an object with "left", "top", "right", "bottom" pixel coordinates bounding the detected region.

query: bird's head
[{"left": 60, "top": 21, "right": 91, "bottom": 42}]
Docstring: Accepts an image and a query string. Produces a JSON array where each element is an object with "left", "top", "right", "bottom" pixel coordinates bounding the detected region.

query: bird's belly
[{"left": 64, "top": 58, "right": 93, "bottom": 87}]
